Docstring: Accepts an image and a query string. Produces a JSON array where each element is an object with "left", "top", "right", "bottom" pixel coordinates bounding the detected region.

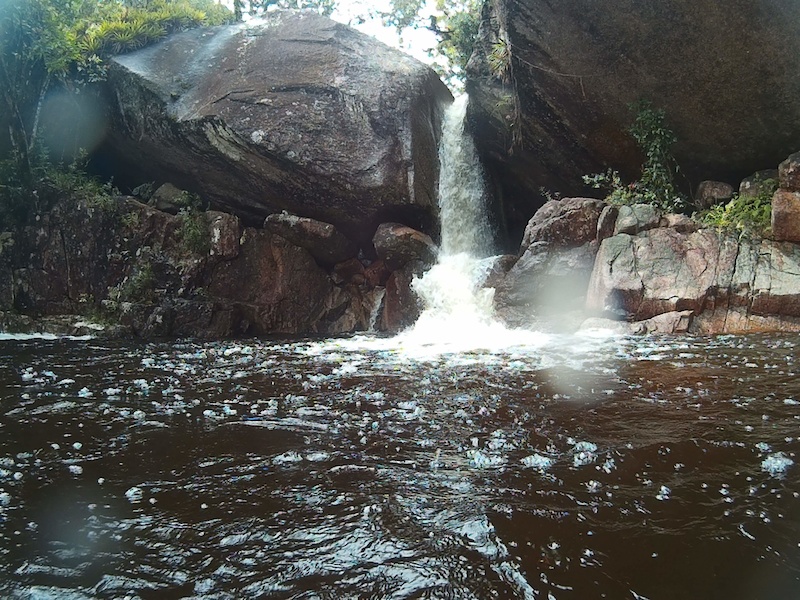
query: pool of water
[{"left": 1, "top": 331, "right": 798, "bottom": 599}]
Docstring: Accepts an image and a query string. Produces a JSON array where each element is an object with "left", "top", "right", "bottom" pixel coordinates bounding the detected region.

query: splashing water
[{"left": 399, "top": 96, "right": 545, "bottom": 352}]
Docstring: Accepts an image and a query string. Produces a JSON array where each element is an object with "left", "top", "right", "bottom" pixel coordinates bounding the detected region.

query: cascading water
[{"left": 401, "top": 96, "right": 542, "bottom": 351}]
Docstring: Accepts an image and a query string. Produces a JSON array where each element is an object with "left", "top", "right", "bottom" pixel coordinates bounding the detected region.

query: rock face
[
  {"left": 0, "top": 196, "right": 388, "bottom": 337},
  {"left": 264, "top": 212, "right": 357, "bottom": 266},
  {"left": 771, "top": 191, "right": 800, "bottom": 243},
  {"left": 587, "top": 228, "right": 800, "bottom": 333},
  {"left": 100, "top": 12, "right": 452, "bottom": 242},
  {"left": 493, "top": 197, "right": 606, "bottom": 327},
  {"left": 467, "top": 0, "right": 800, "bottom": 237}
]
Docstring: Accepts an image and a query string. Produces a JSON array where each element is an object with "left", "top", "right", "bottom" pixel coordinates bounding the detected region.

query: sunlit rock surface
[
  {"left": 100, "top": 11, "right": 452, "bottom": 242},
  {"left": 467, "top": 0, "right": 800, "bottom": 236},
  {"left": 587, "top": 228, "right": 800, "bottom": 333}
]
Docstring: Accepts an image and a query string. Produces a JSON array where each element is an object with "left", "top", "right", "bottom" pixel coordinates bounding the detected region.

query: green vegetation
[
  {"left": 0, "top": 232, "right": 14, "bottom": 258},
  {"left": 487, "top": 37, "right": 511, "bottom": 81},
  {"left": 232, "top": 0, "right": 336, "bottom": 18},
  {"left": 583, "top": 101, "right": 689, "bottom": 214},
  {"left": 380, "top": 0, "right": 481, "bottom": 85},
  {"left": 0, "top": 0, "right": 232, "bottom": 199},
  {"left": 178, "top": 208, "right": 210, "bottom": 255},
  {"left": 122, "top": 261, "right": 156, "bottom": 302},
  {"left": 0, "top": 149, "right": 117, "bottom": 224},
  {"left": 698, "top": 178, "right": 777, "bottom": 238}
]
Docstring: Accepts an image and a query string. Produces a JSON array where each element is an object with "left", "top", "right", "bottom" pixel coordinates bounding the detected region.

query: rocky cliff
[
  {"left": 467, "top": 0, "right": 800, "bottom": 241},
  {"left": 490, "top": 152, "right": 800, "bottom": 335},
  {"left": 0, "top": 193, "right": 403, "bottom": 337}
]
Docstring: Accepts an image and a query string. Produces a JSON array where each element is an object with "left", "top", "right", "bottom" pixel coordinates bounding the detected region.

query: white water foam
[{"left": 396, "top": 95, "right": 548, "bottom": 354}]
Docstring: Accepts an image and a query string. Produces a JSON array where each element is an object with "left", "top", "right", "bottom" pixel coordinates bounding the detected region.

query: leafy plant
[
  {"left": 178, "top": 208, "right": 210, "bottom": 255},
  {"left": 379, "top": 0, "right": 481, "bottom": 87},
  {"left": 488, "top": 37, "right": 511, "bottom": 81},
  {"left": 1, "top": 0, "right": 233, "bottom": 184},
  {"left": 698, "top": 178, "right": 777, "bottom": 238},
  {"left": 0, "top": 232, "right": 14, "bottom": 258},
  {"left": 123, "top": 261, "right": 156, "bottom": 302},
  {"left": 584, "top": 101, "right": 689, "bottom": 213}
]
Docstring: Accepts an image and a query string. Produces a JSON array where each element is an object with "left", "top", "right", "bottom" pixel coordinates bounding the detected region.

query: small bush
[
  {"left": 584, "top": 101, "right": 689, "bottom": 213},
  {"left": 698, "top": 178, "right": 777, "bottom": 238},
  {"left": 123, "top": 261, "right": 155, "bottom": 302},
  {"left": 178, "top": 208, "right": 210, "bottom": 255}
]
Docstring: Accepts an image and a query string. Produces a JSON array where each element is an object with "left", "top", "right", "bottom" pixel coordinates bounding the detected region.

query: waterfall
[
  {"left": 402, "top": 96, "right": 509, "bottom": 346},
  {"left": 331, "top": 95, "right": 549, "bottom": 355},
  {"left": 436, "top": 95, "right": 493, "bottom": 258}
]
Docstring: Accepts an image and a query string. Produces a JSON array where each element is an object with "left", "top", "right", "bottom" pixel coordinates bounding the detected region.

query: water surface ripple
[{"left": 1, "top": 332, "right": 798, "bottom": 599}]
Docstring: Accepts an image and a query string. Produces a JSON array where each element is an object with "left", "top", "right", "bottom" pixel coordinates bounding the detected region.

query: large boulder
[
  {"left": 100, "top": 12, "right": 452, "bottom": 242},
  {"left": 520, "top": 197, "right": 606, "bottom": 249},
  {"left": 586, "top": 228, "right": 800, "bottom": 333},
  {"left": 372, "top": 222, "right": 437, "bottom": 270},
  {"left": 264, "top": 212, "right": 357, "bottom": 266},
  {"left": 493, "top": 197, "right": 606, "bottom": 326},
  {"left": 467, "top": 0, "right": 800, "bottom": 238}
]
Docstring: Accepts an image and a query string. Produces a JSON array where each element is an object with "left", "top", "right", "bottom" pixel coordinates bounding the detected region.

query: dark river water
[{"left": 0, "top": 330, "right": 798, "bottom": 599}]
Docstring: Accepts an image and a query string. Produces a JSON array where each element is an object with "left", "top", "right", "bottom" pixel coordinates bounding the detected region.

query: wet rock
[
  {"left": 102, "top": 13, "right": 452, "bottom": 242},
  {"left": 3, "top": 193, "right": 376, "bottom": 338},
  {"left": 779, "top": 152, "right": 800, "bottom": 192},
  {"left": 695, "top": 181, "right": 734, "bottom": 210},
  {"left": 739, "top": 170, "right": 779, "bottom": 197},
  {"left": 520, "top": 197, "right": 606, "bottom": 251},
  {"left": 363, "top": 259, "right": 391, "bottom": 288},
  {"left": 494, "top": 198, "right": 605, "bottom": 325},
  {"left": 381, "top": 260, "right": 425, "bottom": 332},
  {"left": 372, "top": 223, "right": 437, "bottom": 271},
  {"left": 331, "top": 258, "right": 365, "bottom": 285},
  {"left": 205, "top": 229, "right": 335, "bottom": 334},
  {"left": 482, "top": 254, "right": 518, "bottom": 290},
  {"left": 264, "top": 212, "right": 357, "bottom": 266},
  {"left": 587, "top": 228, "right": 800, "bottom": 332},
  {"left": 580, "top": 310, "right": 694, "bottom": 335},
  {"left": 613, "top": 204, "right": 661, "bottom": 236},
  {"left": 467, "top": 0, "right": 800, "bottom": 230},
  {"left": 771, "top": 190, "right": 800, "bottom": 243},
  {"left": 495, "top": 241, "right": 597, "bottom": 326}
]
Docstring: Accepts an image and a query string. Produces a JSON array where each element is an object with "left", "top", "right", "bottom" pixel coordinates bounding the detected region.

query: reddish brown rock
[
  {"left": 779, "top": 152, "right": 800, "bottom": 192},
  {"left": 381, "top": 261, "right": 424, "bottom": 332},
  {"left": 587, "top": 228, "right": 800, "bottom": 333},
  {"left": 264, "top": 212, "right": 357, "bottom": 266},
  {"left": 520, "top": 197, "right": 606, "bottom": 250},
  {"left": 207, "top": 211, "right": 241, "bottom": 260},
  {"left": 372, "top": 223, "right": 437, "bottom": 271},
  {"left": 771, "top": 190, "right": 800, "bottom": 243},
  {"left": 206, "top": 230, "right": 334, "bottom": 334},
  {"left": 364, "top": 259, "right": 391, "bottom": 288},
  {"left": 661, "top": 214, "right": 698, "bottom": 234},
  {"left": 332, "top": 258, "right": 366, "bottom": 285}
]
